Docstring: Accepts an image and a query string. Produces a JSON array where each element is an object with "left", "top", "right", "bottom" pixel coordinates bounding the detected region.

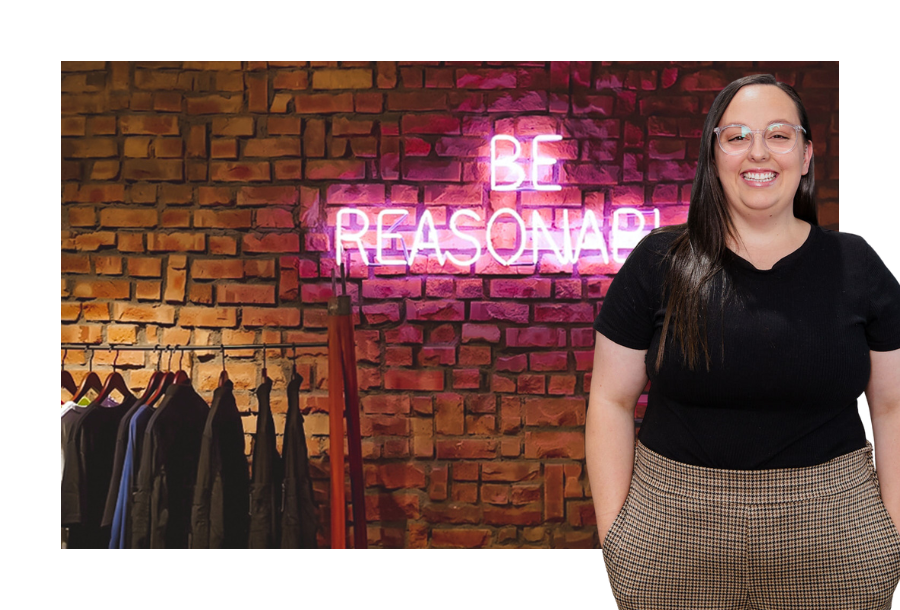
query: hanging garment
[
  {"left": 108, "top": 403, "right": 153, "bottom": 549},
  {"left": 61, "top": 401, "right": 88, "bottom": 549},
  {"left": 248, "top": 379, "right": 282, "bottom": 548},
  {"left": 191, "top": 380, "right": 250, "bottom": 548},
  {"left": 61, "top": 395, "right": 136, "bottom": 548},
  {"left": 281, "top": 373, "right": 318, "bottom": 548},
  {"left": 61, "top": 402, "right": 88, "bottom": 480},
  {"left": 131, "top": 382, "right": 208, "bottom": 548},
  {"left": 100, "top": 401, "right": 145, "bottom": 532}
]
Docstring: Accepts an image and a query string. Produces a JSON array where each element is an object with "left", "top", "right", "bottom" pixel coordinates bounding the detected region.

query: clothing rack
[{"left": 62, "top": 318, "right": 364, "bottom": 547}]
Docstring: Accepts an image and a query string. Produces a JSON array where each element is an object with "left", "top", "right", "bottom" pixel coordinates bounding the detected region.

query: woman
[{"left": 586, "top": 74, "right": 900, "bottom": 609}]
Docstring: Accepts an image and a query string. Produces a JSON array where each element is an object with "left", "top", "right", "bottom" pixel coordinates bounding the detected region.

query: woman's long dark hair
[{"left": 653, "top": 74, "right": 818, "bottom": 372}]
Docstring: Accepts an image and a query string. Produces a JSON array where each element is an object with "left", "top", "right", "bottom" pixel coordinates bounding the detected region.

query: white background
[{"left": 3, "top": 3, "right": 895, "bottom": 609}]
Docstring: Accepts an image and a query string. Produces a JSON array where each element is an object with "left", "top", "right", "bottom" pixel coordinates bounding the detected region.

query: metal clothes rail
[{"left": 60, "top": 342, "right": 328, "bottom": 351}]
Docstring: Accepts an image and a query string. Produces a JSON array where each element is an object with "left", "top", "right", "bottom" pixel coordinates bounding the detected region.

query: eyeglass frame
[{"left": 712, "top": 122, "right": 808, "bottom": 155}]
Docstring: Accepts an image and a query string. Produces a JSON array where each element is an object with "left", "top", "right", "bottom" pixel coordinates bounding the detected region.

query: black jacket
[
  {"left": 248, "top": 379, "right": 282, "bottom": 548},
  {"left": 190, "top": 381, "right": 249, "bottom": 548},
  {"left": 281, "top": 373, "right": 318, "bottom": 548},
  {"left": 131, "top": 383, "right": 208, "bottom": 548}
]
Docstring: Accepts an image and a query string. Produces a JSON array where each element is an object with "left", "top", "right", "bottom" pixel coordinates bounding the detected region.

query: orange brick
[
  {"left": 211, "top": 116, "right": 254, "bottom": 136},
  {"left": 120, "top": 115, "right": 180, "bottom": 135},
  {"left": 68, "top": 206, "right": 97, "bottom": 227},
  {"left": 108, "top": 324, "right": 137, "bottom": 344},
  {"left": 209, "top": 236, "right": 237, "bottom": 255},
  {"left": 124, "top": 137, "right": 151, "bottom": 158},
  {"left": 135, "top": 280, "right": 161, "bottom": 300},
  {"left": 191, "top": 259, "right": 243, "bottom": 279},
  {"left": 243, "top": 259, "right": 275, "bottom": 278},
  {"left": 189, "top": 283, "right": 213, "bottom": 304},
  {"left": 90, "top": 161, "right": 120, "bottom": 180},
  {"left": 241, "top": 307, "right": 301, "bottom": 327},
  {"left": 72, "top": 280, "right": 130, "bottom": 299},
  {"left": 117, "top": 232, "right": 144, "bottom": 253},
  {"left": 179, "top": 306, "right": 238, "bottom": 327},
  {"left": 164, "top": 254, "right": 187, "bottom": 303},
  {"left": 61, "top": 303, "right": 82, "bottom": 322},
  {"left": 99, "top": 208, "right": 157, "bottom": 228},
  {"left": 216, "top": 284, "right": 276, "bottom": 304},
  {"left": 61, "top": 324, "right": 102, "bottom": 344},
  {"left": 74, "top": 231, "right": 116, "bottom": 251},
  {"left": 162, "top": 327, "right": 192, "bottom": 345},
  {"left": 93, "top": 255, "right": 123, "bottom": 275},
  {"left": 127, "top": 257, "right": 162, "bottom": 277},
  {"left": 112, "top": 302, "right": 176, "bottom": 324},
  {"left": 209, "top": 161, "right": 271, "bottom": 182},
  {"left": 146, "top": 232, "right": 205, "bottom": 252},
  {"left": 82, "top": 303, "right": 110, "bottom": 321},
  {"left": 311, "top": 69, "right": 372, "bottom": 89},
  {"left": 61, "top": 254, "right": 91, "bottom": 274}
]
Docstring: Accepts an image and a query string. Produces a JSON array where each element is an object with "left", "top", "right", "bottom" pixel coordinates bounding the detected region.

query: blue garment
[{"left": 109, "top": 404, "right": 152, "bottom": 549}]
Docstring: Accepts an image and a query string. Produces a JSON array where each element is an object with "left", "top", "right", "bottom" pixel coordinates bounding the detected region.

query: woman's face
[{"left": 714, "top": 84, "right": 813, "bottom": 221}]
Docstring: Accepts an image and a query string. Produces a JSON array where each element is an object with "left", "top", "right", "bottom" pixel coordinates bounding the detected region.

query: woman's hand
[{"left": 598, "top": 510, "right": 622, "bottom": 549}]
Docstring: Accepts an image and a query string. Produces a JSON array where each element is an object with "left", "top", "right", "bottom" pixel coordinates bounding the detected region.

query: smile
[{"left": 741, "top": 171, "right": 777, "bottom": 183}]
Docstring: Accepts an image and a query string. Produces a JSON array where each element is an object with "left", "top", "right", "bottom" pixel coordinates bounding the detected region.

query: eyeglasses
[{"left": 713, "top": 122, "right": 807, "bottom": 155}]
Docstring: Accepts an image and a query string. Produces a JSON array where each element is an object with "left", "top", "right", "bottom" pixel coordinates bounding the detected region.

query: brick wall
[{"left": 60, "top": 61, "right": 839, "bottom": 548}]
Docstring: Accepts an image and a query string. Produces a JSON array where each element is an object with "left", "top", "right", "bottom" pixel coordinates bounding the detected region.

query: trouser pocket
[{"left": 601, "top": 486, "right": 632, "bottom": 555}]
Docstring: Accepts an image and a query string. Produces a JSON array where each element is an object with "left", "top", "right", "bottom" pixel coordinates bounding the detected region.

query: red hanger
[
  {"left": 138, "top": 347, "right": 164, "bottom": 404},
  {"left": 62, "top": 350, "right": 77, "bottom": 396},
  {"left": 95, "top": 351, "right": 134, "bottom": 406},
  {"left": 172, "top": 347, "right": 190, "bottom": 384},
  {"left": 73, "top": 349, "right": 102, "bottom": 403},
  {"left": 145, "top": 346, "right": 176, "bottom": 407}
]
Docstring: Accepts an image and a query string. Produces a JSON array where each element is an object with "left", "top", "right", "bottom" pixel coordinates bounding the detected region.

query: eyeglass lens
[{"left": 718, "top": 124, "right": 799, "bottom": 154}]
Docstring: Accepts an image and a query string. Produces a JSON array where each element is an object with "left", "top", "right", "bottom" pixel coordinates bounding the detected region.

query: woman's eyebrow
[{"left": 722, "top": 118, "right": 796, "bottom": 126}]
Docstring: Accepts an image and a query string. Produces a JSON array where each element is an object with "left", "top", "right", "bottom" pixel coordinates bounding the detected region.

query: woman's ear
[{"left": 801, "top": 141, "right": 813, "bottom": 176}]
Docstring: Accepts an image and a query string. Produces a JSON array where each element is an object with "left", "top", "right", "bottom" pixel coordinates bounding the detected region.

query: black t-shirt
[{"left": 593, "top": 224, "right": 900, "bottom": 469}]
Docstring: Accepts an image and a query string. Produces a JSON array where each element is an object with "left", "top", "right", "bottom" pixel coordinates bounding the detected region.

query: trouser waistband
[{"left": 632, "top": 439, "right": 875, "bottom": 504}]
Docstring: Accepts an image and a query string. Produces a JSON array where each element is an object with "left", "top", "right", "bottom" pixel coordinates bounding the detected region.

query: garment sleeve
[
  {"left": 130, "top": 422, "right": 154, "bottom": 548},
  {"left": 865, "top": 239, "right": 900, "bottom": 351},
  {"left": 593, "top": 234, "right": 664, "bottom": 350}
]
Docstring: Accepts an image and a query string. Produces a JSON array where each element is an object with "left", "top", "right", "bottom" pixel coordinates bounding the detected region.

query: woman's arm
[
  {"left": 867, "top": 348, "right": 900, "bottom": 532},
  {"left": 585, "top": 331, "right": 649, "bottom": 548}
]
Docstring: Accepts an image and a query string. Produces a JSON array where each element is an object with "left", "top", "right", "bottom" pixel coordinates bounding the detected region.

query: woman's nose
[{"left": 747, "top": 133, "right": 770, "bottom": 161}]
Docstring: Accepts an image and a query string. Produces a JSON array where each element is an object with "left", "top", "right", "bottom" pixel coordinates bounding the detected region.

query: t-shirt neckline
[{"left": 726, "top": 222, "right": 817, "bottom": 273}]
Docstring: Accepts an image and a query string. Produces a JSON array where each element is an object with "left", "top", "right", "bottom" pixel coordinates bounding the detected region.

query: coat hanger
[
  {"left": 138, "top": 346, "right": 163, "bottom": 404},
  {"left": 73, "top": 348, "right": 102, "bottom": 403},
  {"left": 173, "top": 346, "right": 190, "bottom": 384},
  {"left": 145, "top": 346, "right": 175, "bottom": 407},
  {"left": 61, "top": 349, "right": 77, "bottom": 396},
  {"left": 96, "top": 350, "right": 134, "bottom": 406},
  {"left": 290, "top": 348, "right": 304, "bottom": 385},
  {"left": 261, "top": 343, "right": 269, "bottom": 382},
  {"left": 218, "top": 345, "right": 229, "bottom": 387}
]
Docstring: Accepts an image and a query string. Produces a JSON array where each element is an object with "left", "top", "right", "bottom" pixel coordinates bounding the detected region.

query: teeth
[{"left": 743, "top": 172, "right": 776, "bottom": 182}]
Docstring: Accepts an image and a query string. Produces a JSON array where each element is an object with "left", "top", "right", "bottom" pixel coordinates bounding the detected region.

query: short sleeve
[
  {"left": 865, "top": 240, "right": 900, "bottom": 351},
  {"left": 593, "top": 232, "right": 669, "bottom": 350}
]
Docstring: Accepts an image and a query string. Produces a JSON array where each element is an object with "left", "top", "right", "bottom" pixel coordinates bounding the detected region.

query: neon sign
[
  {"left": 335, "top": 207, "right": 659, "bottom": 266},
  {"left": 490, "top": 134, "right": 563, "bottom": 191},
  {"left": 330, "top": 133, "right": 663, "bottom": 269}
]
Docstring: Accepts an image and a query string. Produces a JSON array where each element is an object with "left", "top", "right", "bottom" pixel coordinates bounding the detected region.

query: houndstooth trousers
[{"left": 601, "top": 439, "right": 900, "bottom": 610}]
